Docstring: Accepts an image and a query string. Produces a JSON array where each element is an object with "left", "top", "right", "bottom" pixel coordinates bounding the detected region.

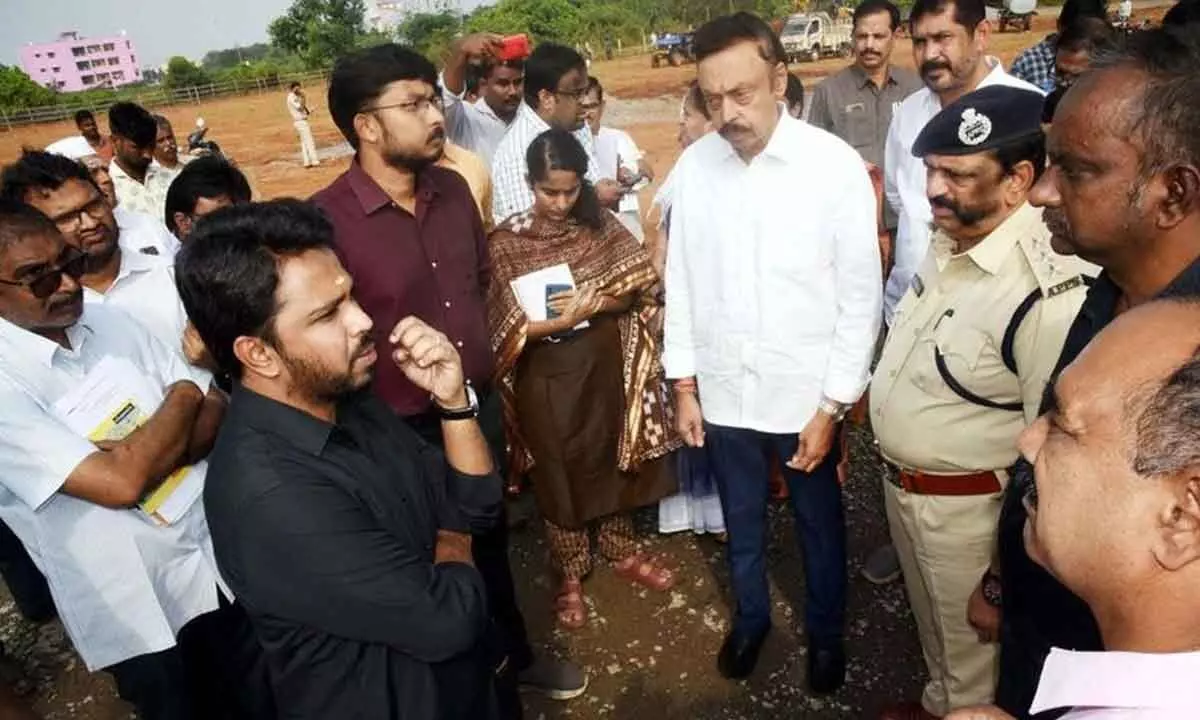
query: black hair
[
  {"left": 684, "top": 80, "right": 711, "bottom": 120},
  {"left": 993, "top": 133, "right": 1048, "bottom": 183},
  {"left": 107, "top": 101, "right": 157, "bottom": 148},
  {"left": 1090, "top": 27, "right": 1200, "bottom": 179},
  {"left": 0, "top": 149, "right": 97, "bottom": 203},
  {"left": 174, "top": 199, "right": 334, "bottom": 379},
  {"left": 1058, "top": 15, "right": 1116, "bottom": 54},
  {"left": 478, "top": 57, "right": 524, "bottom": 81},
  {"left": 523, "top": 43, "right": 586, "bottom": 107},
  {"left": 163, "top": 156, "right": 252, "bottom": 233},
  {"left": 525, "top": 129, "right": 604, "bottom": 229},
  {"left": 1058, "top": 0, "right": 1110, "bottom": 32},
  {"left": 693, "top": 12, "right": 787, "bottom": 66},
  {"left": 853, "top": 0, "right": 903, "bottom": 31},
  {"left": 1163, "top": 0, "right": 1200, "bottom": 27},
  {"left": 152, "top": 114, "right": 173, "bottom": 130},
  {"left": 586, "top": 75, "right": 604, "bottom": 103},
  {"left": 327, "top": 43, "right": 439, "bottom": 150},
  {"left": 73, "top": 109, "right": 95, "bottom": 126},
  {"left": 0, "top": 198, "right": 60, "bottom": 252},
  {"left": 786, "top": 73, "right": 805, "bottom": 115},
  {"left": 289, "top": 81, "right": 301, "bottom": 90},
  {"left": 909, "top": 0, "right": 987, "bottom": 33}
]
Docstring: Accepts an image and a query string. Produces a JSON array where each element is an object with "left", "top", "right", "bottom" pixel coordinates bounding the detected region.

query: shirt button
[
  {"left": 444, "top": 301, "right": 451, "bottom": 308},
  {"left": 431, "top": 261, "right": 438, "bottom": 269},
  {"left": 456, "top": 340, "right": 464, "bottom": 348}
]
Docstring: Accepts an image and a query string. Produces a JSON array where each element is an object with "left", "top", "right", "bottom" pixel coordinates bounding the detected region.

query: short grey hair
[{"left": 1132, "top": 339, "right": 1200, "bottom": 477}]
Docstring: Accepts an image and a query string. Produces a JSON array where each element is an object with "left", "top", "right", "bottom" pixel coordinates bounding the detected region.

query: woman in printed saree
[{"left": 487, "top": 128, "right": 679, "bottom": 630}]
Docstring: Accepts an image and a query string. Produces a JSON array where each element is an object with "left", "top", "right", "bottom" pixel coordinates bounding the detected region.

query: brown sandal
[
  {"left": 554, "top": 579, "right": 588, "bottom": 630},
  {"left": 613, "top": 552, "right": 677, "bottom": 592}
]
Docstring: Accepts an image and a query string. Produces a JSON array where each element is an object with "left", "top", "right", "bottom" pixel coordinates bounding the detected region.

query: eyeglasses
[
  {"left": 363, "top": 95, "right": 445, "bottom": 115},
  {"left": 554, "top": 86, "right": 590, "bottom": 101},
  {"left": 0, "top": 247, "right": 87, "bottom": 299},
  {"left": 52, "top": 194, "right": 110, "bottom": 235}
]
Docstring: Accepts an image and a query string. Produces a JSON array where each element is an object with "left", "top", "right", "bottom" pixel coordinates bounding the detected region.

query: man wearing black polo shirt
[
  {"left": 310, "top": 44, "right": 586, "bottom": 714},
  {"left": 985, "top": 27, "right": 1200, "bottom": 719},
  {"left": 178, "top": 199, "right": 503, "bottom": 719}
]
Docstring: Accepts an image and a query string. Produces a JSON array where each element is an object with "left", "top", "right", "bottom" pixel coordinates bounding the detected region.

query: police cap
[{"left": 912, "top": 85, "right": 1046, "bottom": 158}]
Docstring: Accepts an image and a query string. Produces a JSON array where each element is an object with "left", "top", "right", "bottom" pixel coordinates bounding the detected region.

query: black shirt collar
[{"left": 227, "top": 384, "right": 335, "bottom": 456}]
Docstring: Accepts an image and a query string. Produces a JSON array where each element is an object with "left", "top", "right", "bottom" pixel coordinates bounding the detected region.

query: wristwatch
[
  {"left": 435, "top": 385, "right": 479, "bottom": 421},
  {"left": 981, "top": 569, "right": 1003, "bottom": 608},
  {"left": 817, "top": 397, "right": 848, "bottom": 422}
]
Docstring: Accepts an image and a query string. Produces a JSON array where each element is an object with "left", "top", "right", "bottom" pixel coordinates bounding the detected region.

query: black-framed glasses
[
  {"left": 52, "top": 194, "right": 109, "bottom": 235},
  {"left": 554, "top": 86, "right": 590, "bottom": 101},
  {"left": 0, "top": 247, "right": 87, "bottom": 299},
  {"left": 363, "top": 94, "right": 445, "bottom": 115}
]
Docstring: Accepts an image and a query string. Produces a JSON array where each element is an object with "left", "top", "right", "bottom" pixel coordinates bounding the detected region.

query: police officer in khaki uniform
[{"left": 870, "top": 86, "right": 1097, "bottom": 720}]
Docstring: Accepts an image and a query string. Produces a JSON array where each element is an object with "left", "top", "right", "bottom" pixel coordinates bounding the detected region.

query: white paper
[
  {"left": 51, "top": 356, "right": 203, "bottom": 526},
  {"left": 509, "top": 263, "right": 589, "bottom": 330}
]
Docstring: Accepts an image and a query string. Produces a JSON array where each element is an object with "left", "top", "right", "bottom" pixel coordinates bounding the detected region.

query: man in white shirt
[
  {"left": 664, "top": 12, "right": 881, "bottom": 693},
  {"left": 883, "top": 0, "right": 1041, "bottom": 325},
  {"left": 582, "top": 75, "right": 653, "bottom": 242},
  {"left": 2, "top": 151, "right": 188, "bottom": 352},
  {"left": 0, "top": 200, "right": 272, "bottom": 719},
  {"left": 949, "top": 299, "right": 1200, "bottom": 719},
  {"left": 151, "top": 115, "right": 192, "bottom": 180},
  {"left": 489, "top": 42, "right": 621, "bottom": 225},
  {"left": 442, "top": 34, "right": 526, "bottom": 165},
  {"left": 108, "top": 102, "right": 173, "bottom": 222},
  {"left": 287, "top": 82, "right": 320, "bottom": 169}
]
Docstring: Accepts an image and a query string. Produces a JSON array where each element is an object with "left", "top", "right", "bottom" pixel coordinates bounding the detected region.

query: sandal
[
  {"left": 554, "top": 579, "right": 588, "bottom": 630},
  {"left": 613, "top": 552, "right": 677, "bottom": 592}
]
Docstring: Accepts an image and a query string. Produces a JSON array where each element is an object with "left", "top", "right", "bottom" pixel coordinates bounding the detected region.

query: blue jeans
[{"left": 705, "top": 422, "right": 847, "bottom": 645}]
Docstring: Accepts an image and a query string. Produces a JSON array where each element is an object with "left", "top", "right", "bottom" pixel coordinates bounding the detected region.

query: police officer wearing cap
[{"left": 871, "top": 85, "right": 1097, "bottom": 720}]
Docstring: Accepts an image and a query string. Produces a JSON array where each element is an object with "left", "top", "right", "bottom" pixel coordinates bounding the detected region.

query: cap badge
[{"left": 958, "top": 108, "right": 992, "bottom": 146}]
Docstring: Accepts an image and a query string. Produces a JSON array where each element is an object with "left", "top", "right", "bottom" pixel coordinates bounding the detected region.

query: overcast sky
[{"left": 3, "top": 0, "right": 303, "bottom": 68}]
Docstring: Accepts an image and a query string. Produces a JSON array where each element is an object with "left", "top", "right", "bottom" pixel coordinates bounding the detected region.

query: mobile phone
[
  {"left": 545, "top": 283, "right": 572, "bottom": 319},
  {"left": 498, "top": 34, "right": 531, "bottom": 62}
]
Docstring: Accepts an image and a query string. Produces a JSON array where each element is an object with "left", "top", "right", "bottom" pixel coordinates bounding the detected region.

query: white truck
[{"left": 779, "top": 12, "right": 854, "bottom": 63}]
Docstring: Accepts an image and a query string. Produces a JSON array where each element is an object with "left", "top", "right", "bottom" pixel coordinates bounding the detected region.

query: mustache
[
  {"left": 930, "top": 195, "right": 987, "bottom": 226},
  {"left": 718, "top": 122, "right": 750, "bottom": 140},
  {"left": 920, "top": 60, "right": 951, "bottom": 76},
  {"left": 47, "top": 288, "right": 82, "bottom": 312},
  {"left": 429, "top": 126, "right": 445, "bottom": 143},
  {"left": 1043, "top": 208, "right": 1071, "bottom": 238}
]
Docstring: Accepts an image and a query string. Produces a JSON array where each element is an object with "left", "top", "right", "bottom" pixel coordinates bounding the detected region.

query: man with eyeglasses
[
  {"left": 0, "top": 198, "right": 273, "bottom": 719},
  {"left": 311, "top": 44, "right": 588, "bottom": 717},
  {"left": 2, "top": 151, "right": 192, "bottom": 358},
  {"left": 489, "top": 42, "right": 622, "bottom": 225}
]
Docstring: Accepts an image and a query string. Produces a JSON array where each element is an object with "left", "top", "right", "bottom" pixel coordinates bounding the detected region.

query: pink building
[{"left": 19, "top": 31, "right": 142, "bottom": 93}]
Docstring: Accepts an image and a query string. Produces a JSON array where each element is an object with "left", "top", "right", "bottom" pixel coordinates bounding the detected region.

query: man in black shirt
[
  {"left": 175, "top": 200, "right": 503, "bottom": 720},
  {"left": 981, "top": 27, "right": 1200, "bottom": 719}
]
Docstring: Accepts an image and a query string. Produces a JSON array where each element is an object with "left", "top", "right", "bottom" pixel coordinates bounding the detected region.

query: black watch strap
[
  {"left": 982, "top": 569, "right": 1003, "bottom": 608},
  {"left": 436, "top": 385, "right": 479, "bottom": 421}
]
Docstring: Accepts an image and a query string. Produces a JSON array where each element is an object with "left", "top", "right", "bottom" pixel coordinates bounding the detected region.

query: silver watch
[{"left": 817, "top": 398, "right": 848, "bottom": 422}]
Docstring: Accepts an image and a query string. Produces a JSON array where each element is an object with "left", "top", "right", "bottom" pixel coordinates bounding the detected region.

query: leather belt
[{"left": 890, "top": 469, "right": 1002, "bottom": 496}]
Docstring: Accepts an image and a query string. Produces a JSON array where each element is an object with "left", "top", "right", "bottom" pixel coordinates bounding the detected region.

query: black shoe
[
  {"left": 717, "top": 629, "right": 768, "bottom": 680},
  {"left": 807, "top": 640, "right": 845, "bottom": 695}
]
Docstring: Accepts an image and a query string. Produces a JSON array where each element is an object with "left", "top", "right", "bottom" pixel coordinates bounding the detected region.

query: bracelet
[
  {"left": 981, "top": 569, "right": 1003, "bottom": 608},
  {"left": 673, "top": 377, "right": 698, "bottom": 394}
]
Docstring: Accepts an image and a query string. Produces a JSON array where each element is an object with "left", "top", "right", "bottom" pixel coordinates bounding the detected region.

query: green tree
[
  {"left": 201, "top": 43, "right": 273, "bottom": 70},
  {"left": 0, "top": 65, "right": 56, "bottom": 111},
  {"left": 398, "top": 11, "right": 461, "bottom": 59},
  {"left": 164, "top": 56, "right": 212, "bottom": 89},
  {"left": 269, "top": 0, "right": 368, "bottom": 69},
  {"left": 466, "top": 0, "right": 583, "bottom": 43}
]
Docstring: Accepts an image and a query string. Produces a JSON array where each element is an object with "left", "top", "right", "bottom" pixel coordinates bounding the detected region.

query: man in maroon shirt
[{"left": 311, "top": 44, "right": 587, "bottom": 716}]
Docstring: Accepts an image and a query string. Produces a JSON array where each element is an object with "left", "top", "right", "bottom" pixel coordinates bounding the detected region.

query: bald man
[{"left": 951, "top": 298, "right": 1200, "bottom": 718}]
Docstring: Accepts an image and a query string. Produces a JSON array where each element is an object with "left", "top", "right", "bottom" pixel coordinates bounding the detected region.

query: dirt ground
[{"left": 0, "top": 9, "right": 1166, "bottom": 718}]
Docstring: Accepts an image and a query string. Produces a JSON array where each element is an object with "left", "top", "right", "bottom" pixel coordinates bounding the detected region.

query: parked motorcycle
[{"left": 187, "top": 118, "right": 225, "bottom": 159}]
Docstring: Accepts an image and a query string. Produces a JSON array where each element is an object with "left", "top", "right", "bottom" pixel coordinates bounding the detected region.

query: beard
[
  {"left": 80, "top": 226, "right": 120, "bottom": 272},
  {"left": 382, "top": 126, "right": 445, "bottom": 173},
  {"left": 278, "top": 338, "right": 372, "bottom": 406}
]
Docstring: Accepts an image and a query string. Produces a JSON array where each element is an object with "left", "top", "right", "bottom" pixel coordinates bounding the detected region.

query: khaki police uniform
[{"left": 870, "top": 201, "right": 1095, "bottom": 714}]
